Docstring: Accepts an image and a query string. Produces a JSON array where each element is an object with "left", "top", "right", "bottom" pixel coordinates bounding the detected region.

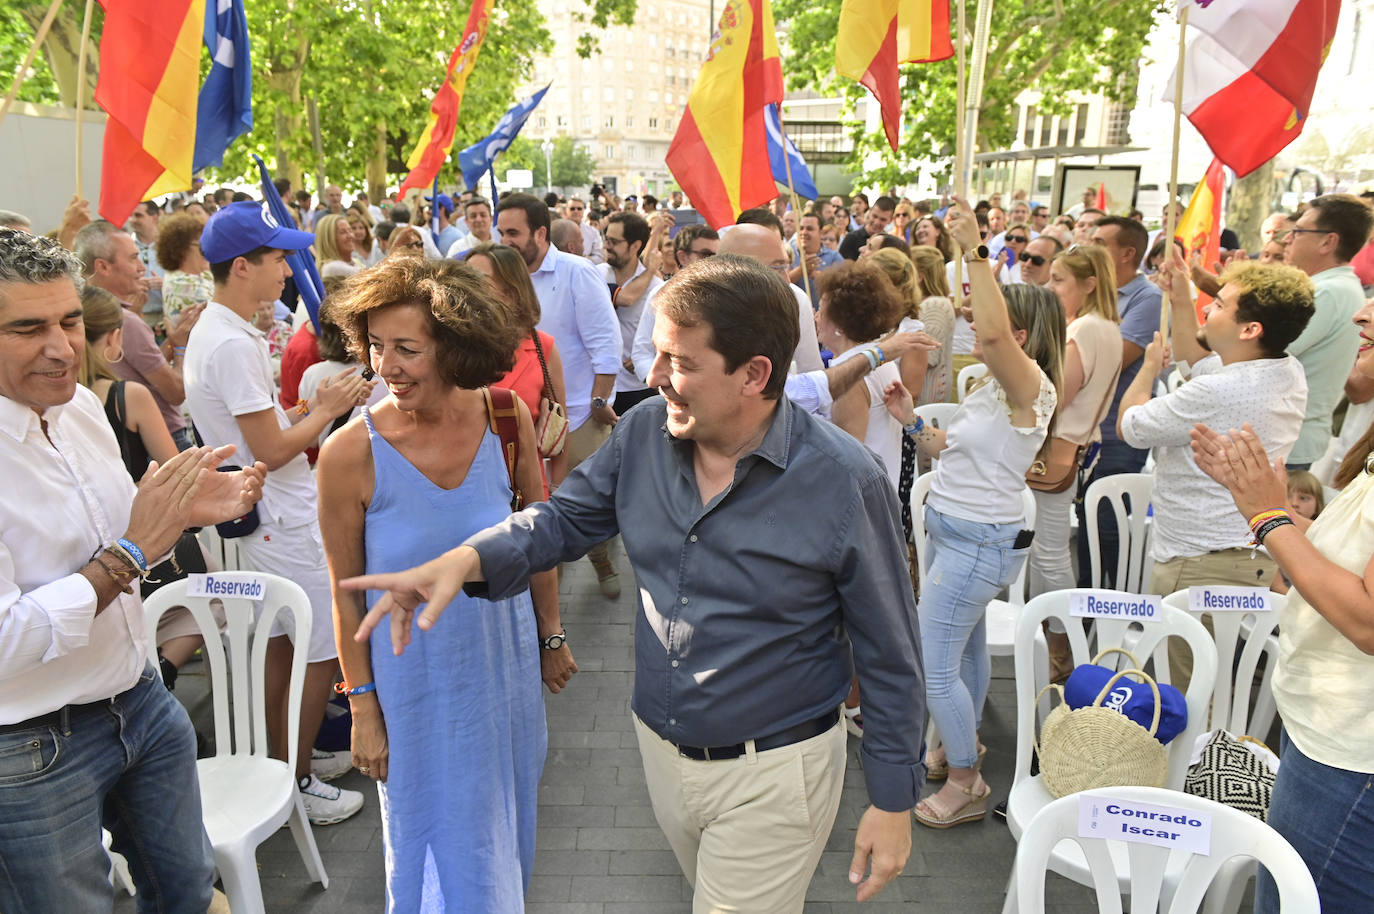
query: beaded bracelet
[
  {"left": 94, "top": 553, "right": 136, "bottom": 594},
  {"left": 1253, "top": 515, "right": 1295, "bottom": 545}
]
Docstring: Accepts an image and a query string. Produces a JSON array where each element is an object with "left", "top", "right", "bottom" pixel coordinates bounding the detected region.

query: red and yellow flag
[
  {"left": 398, "top": 0, "right": 494, "bottom": 199},
  {"left": 665, "top": 0, "right": 784, "bottom": 230},
  {"left": 1175, "top": 157, "right": 1226, "bottom": 318},
  {"left": 95, "top": 0, "right": 206, "bottom": 226},
  {"left": 835, "top": 0, "right": 952, "bottom": 151}
]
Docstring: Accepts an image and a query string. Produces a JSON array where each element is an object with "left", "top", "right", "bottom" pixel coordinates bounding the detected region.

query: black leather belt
[
  {"left": 0, "top": 694, "right": 125, "bottom": 735},
  {"left": 674, "top": 708, "right": 840, "bottom": 761}
]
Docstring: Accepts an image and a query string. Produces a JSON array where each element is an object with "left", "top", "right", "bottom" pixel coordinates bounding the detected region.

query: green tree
[
  {"left": 773, "top": 0, "right": 1167, "bottom": 186},
  {"left": 501, "top": 135, "right": 598, "bottom": 189}
]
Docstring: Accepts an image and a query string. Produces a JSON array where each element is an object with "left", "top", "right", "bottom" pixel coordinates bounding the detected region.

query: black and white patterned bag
[{"left": 1184, "top": 730, "right": 1277, "bottom": 821}]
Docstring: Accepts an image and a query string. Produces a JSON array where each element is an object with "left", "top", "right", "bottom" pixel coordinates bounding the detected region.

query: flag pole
[
  {"left": 0, "top": 0, "right": 64, "bottom": 128},
  {"left": 74, "top": 0, "right": 95, "bottom": 198},
  {"left": 775, "top": 107, "right": 809, "bottom": 304},
  {"left": 953, "top": 0, "right": 968, "bottom": 294},
  {"left": 1163, "top": 4, "right": 1190, "bottom": 338},
  {"left": 431, "top": 176, "right": 441, "bottom": 245},
  {"left": 489, "top": 162, "right": 498, "bottom": 212}
]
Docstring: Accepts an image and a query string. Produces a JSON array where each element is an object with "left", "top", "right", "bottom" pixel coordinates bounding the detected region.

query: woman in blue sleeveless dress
[{"left": 317, "top": 257, "right": 574, "bottom": 912}]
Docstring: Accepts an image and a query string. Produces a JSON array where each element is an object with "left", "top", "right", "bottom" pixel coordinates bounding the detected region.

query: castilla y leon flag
[
  {"left": 95, "top": 0, "right": 207, "bottom": 226},
  {"left": 835, "top": 0, "right": 952, "bottom": 151},
  {"left": 397, "top": 0, "right": 494, "bottom": 199},
  {"left": 1174, "top": 157, "right": 1225, "bottom": 318},
  {"left": 1167, "top": 0, "right": 1342, "bottom": 177},
  {"left": 665, "top": 0, "right": 784, "bottom": 230}
]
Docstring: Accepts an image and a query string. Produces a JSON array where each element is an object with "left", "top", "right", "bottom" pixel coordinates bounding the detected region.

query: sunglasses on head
[
  {"left": 1019, "top": 252, "right": 1047, "bottom": 266},
  {"left": 1006, "top": 235, "right": 1028, "bottom": 244}
]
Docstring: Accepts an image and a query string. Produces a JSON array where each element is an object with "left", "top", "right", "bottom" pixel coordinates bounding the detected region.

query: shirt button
[
  {"left": 689, "top": 534, "right": 698, "bottom": 543},
  {"left": 680, "top": 597, "right": 689, "bottom": 605},
  {"left": 669, "top": 718, "right": 676, "bottom": 726},
  {"left": 671, "top": 659, "right": 679, "bottom": 668}
]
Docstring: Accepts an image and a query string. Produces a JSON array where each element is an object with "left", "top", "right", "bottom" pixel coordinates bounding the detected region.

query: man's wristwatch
[
  {"left": 590, "top": 396, "right": 609, "bottom": 410},
  {"left": 963, "top": 244, "right": 990, "bottom": 263},
  {"left": 540, "top": 630, "right": 567, "bottom": 650}
]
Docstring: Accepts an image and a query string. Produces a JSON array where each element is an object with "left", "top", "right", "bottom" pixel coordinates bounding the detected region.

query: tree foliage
[
  {"left": 774, "top": 0, "right": 1167, "bottom": 186},
  {"left": 499, "top": 136, "right": 598, "bottom": 189}
]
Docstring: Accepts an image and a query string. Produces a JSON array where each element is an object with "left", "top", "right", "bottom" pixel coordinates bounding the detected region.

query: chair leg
[
  {"left": 1199, "top": 859, "right": 1255, "bottom": 914},
  {"left": 215, "top": 846, "right": 267, "bottom": 914},
  {"left": 286, "top": 791, "right": 330, "bottom": 889},
  {"left": 1001, "top": 870, "right": 1018, "bottom": 914}
]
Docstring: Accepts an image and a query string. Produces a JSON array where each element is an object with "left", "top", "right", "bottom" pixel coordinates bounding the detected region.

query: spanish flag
[
  {"left": 1174, "top": 157, "right": 1226, "bottom": 317},
  {"left": 398, "top": 0, "right": 494, "bottom": 199},
  {"left": 95, "top": 0, "right": 207, "bottom": 226},
  {"left": 835, "top": 0, "right": 952, "bottom": 151},
  {"left": 665, "top": 0, "right": 783, "bottom": 230}
]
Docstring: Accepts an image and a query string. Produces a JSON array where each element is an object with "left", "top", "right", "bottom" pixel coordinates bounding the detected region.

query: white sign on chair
[
  {"left": 1069, "top": 589, "right": 1161, "bottom": 622},
  {"left": 1077, "top": 793, "right": 1213, "bottom": 855},
  {"left": 186, "top": 573, "right": 268, "bottom": 602},
  {"left": 1187, "top": 586, "right": 1272, "bottom": 613}
]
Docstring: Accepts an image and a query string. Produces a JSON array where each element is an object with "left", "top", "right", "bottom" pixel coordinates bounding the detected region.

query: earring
[{"left": 104, "top": 344, "right": 124, "bottom": 364}]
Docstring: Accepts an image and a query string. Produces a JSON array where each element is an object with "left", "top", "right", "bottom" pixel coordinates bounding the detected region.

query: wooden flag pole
[
  {"left": 74, "top": 0, "right": 95, "bottom": 198},
  {"left": 953, "top": 0, "right": 967, "bottom": 294},
  {"left": 0, "top": 0, "right": 65, "bottom": 128},
  {"left": 775, "top": 106, "right": 809, "bottom": 303},
  {"left": 1163, "top": 4, "right": 1190, "bottom": 338}
]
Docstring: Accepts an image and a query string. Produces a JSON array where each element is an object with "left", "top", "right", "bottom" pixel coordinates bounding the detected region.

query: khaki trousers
[
  {"left": 564, "top": 417, "right": 613, "bottom": 562},
  {"left": 634, "top": 714, "right": 847, "bottom": 913},
  {"left": 1151, "top": 547, "right": 1276, "bottom": 692}
]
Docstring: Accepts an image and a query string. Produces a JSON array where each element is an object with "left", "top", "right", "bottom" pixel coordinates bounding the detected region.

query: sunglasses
[
  {"left": 1019, "top": 252, "right": 1047, "bottom": 266},
  {"left": 1006, "top": 235, "right": 1028, "bottom": 244}
]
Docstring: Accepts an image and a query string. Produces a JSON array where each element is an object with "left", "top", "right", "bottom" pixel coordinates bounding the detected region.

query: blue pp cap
[
  {"left": 200, "top": 201, "right": 317, "bottom": 264},
  {"left": 425, "top": 193, "right": 454, "bottom": 215}
]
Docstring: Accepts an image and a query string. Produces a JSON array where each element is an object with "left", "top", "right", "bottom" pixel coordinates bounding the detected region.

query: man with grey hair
[
  {"left": 549, "top": 218, "right": 585, "bottom": 257},
  {"left": 565, "top": 196, "right": 604, "bottom": 264},
  {"left": 0, "top": 210, "right": 31, "bottom": 231},
  {"left": 75, "top": 220, "right": 198, "bottom": 449},
  {"left": 0, "top": 226, "right": 266, "bottom": 911}
]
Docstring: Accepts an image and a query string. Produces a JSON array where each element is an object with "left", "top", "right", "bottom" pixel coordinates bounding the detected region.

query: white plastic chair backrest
[
  {"left": 1084, "top": 473, "right": 1154, "bottom": 593},
  {"left": 1162, "top": 589, "right": 1283, "bottom": 737},
  {"left": 1164, "top": 365, "right": 1184, "bottom": 394},
  {"left": 1013, "top": 785, "right": 1320, "bottom": 914},
  {"left": 143, "top": 573, "right": 311, "bottom": 773},
  {"left": 910, "top": 471, "right": 1035, "bottom": 585},
  {"left": 957, "top": 362, "right": 987, "bottom": 402},
  {"left": 196, "top": 526, "right": 243, "bottom": 572},
  {"left": 914, "top": 402, "right": 959, "bottom": 433},
  {"left": 1011, "top": 590, "right": 1216, "bottom": 792}
]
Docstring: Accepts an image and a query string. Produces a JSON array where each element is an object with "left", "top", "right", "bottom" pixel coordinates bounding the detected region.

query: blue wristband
[
  {"left": 347, "top": 682, "right": 376, "bottom": 697},
  {"left": 115, "top": 538, "right": 148, "bottom": 573},
  {"left": 873, "top": 344, "right": 886, "bottom": 366},
  {"left": 903, "top": 416, "right": 925, "bottom": 437}
]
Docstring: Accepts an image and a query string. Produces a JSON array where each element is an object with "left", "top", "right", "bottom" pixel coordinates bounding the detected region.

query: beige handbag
[
  {"left": 1035, "top": 664, "right": 1170, "bottom": 799},
  {"left": 530, "top": 332, "right": 569, "bottom": 457}
]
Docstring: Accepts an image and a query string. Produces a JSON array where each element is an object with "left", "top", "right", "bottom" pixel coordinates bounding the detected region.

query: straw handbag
[
  {"left": 1036, "top": 665, "right": 1170, "bottom": 799},
  {"left": 530, "top": 332, "right": 568, "bottom": 457}
]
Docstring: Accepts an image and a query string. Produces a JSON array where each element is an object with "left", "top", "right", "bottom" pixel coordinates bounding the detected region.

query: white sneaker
[
  {"left": 310, "top": 748, "right": 352, "bottom": 782},
  {"left": 298, "top": 773, "right": 364, "bottom": 825}
]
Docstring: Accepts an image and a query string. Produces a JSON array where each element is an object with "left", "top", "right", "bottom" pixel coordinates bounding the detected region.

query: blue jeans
[
  {"left": 0, "top": 665, "right": 214, "bottom": 913},
  {"left": 1074, "top": 439, "right": 1149, "bottom": 588},
  {"left": 1256, "top": 731, "right": 1374, "bottom": 914},
  {"left": 919, "top": 506, "right": 1028, "bottom": 768}
]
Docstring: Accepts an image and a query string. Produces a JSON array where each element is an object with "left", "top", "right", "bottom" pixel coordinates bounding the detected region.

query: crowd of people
[{"left": 1, "top": 172, "right": 1372, "bottom": 913}]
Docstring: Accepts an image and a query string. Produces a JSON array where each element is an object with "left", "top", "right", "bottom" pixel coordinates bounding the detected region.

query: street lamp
[{"left": 540, "top": 138, "right": 554, "bottom": 195}]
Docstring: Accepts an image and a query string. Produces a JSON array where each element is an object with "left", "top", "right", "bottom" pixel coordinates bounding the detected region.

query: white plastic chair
[
  {"left": 914, "top": 402, "right": 959, "bottom": 434},
  {"left": 1083, "top": 473, "right": 1154, "bottom": 593},
  {"left": 1161, "top": 589, "right": 1285, "bottom": 914},
  {"left": 1001, "top": 589, "right": 1217, "bottom": 913},
  {"left": 144, "top": 573, "right": 328, "bottom": 914},
  {"left": 1010, "top": 785, "right": 1319, "bottom": 914},
  {"left": 197, "top": 525, "right": 244, "bottom": 572},
  {"left": 958, "top": 362, "right": 988, "bottom": 402}
]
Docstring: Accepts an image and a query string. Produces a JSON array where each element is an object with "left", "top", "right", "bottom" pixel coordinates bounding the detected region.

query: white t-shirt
[
  {"left": 926, "top": 370, "right": 1057, "bottom": 525},
  {"left": 1120, "top": 353, "right": 1307, "bottom": 562},
  {"left": 945, "top": 261, "right": 976, "bottom": 354},
  {"left": 599, "top": 261, "right": 663, "bottom": 394},
  {"left": 184, "top": 303, "right": 318, "bottom": 528}
]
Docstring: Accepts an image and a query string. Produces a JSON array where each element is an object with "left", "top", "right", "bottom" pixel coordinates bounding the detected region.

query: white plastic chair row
[
  {"left": 1084, "top": 473, "right": 1154, "bottom": 594},
  {"left": 145, "top": 572, "right": 327, "bottom": 914}
]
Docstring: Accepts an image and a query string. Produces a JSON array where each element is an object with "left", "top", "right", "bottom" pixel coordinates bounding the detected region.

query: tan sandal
[
  {"left": 914, "top": 777, "right": 991, "bottom": 829},
  {"left": 925, "top": 744, "right": 986, "bottom": 781}
]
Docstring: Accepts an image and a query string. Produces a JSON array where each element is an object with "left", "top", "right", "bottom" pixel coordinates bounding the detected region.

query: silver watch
[{"left": 591, "top": 396, "right": 609, "bottom": 410}]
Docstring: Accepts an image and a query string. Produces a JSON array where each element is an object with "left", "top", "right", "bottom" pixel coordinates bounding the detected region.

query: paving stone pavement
[{"left": 119, "top": 549, "right": 1132, "bottom": 913}]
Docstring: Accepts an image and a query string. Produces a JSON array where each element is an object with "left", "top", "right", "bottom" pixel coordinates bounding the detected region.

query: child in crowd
[{"left": 1272, "top": 470, "right": 1326, "bottom": 593}]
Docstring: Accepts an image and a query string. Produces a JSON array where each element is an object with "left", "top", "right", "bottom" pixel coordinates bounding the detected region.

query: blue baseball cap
[
  {"left": 425, "top": 192, "right": 454, "bottom": 215},
  {"left": 200, "top": 201, "right": 317, "bottom": 264}
]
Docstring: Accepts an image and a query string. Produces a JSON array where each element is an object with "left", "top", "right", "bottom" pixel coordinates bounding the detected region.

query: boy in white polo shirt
[{"left": 186, "top": 202, "right": 374, "bottom": 824}]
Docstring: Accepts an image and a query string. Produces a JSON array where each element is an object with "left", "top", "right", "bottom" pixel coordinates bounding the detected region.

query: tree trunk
[
  {"left": 1227, "top": 160, "right": 1274, "bottom": 254},
  {"left": 21, "top": 3, "right": 98, "bottom": 109},
  {"left": 367, "top": 120, "right": 388, "bottom": 202},
  {"left": 266, "top": 34, "right": 309, "bottom": 191}
]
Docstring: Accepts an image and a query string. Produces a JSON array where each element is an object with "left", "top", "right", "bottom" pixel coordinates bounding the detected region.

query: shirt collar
[
  {"left": 533, "top": 245, "right": 559, "bottom": 276},
  {"left": 206, "top": 300, "right": 267, "bottom": 339},
  {"left": 0, "top": 393, "right": 56, "bottom": 442},
  {"left": 662, "top": 396, "right": 793, "bottom": 472}
]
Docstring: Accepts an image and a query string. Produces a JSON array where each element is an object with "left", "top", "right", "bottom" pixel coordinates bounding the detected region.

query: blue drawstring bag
[{"left": 1064, "top": 647, "right": 1188, "bottom": 745}]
